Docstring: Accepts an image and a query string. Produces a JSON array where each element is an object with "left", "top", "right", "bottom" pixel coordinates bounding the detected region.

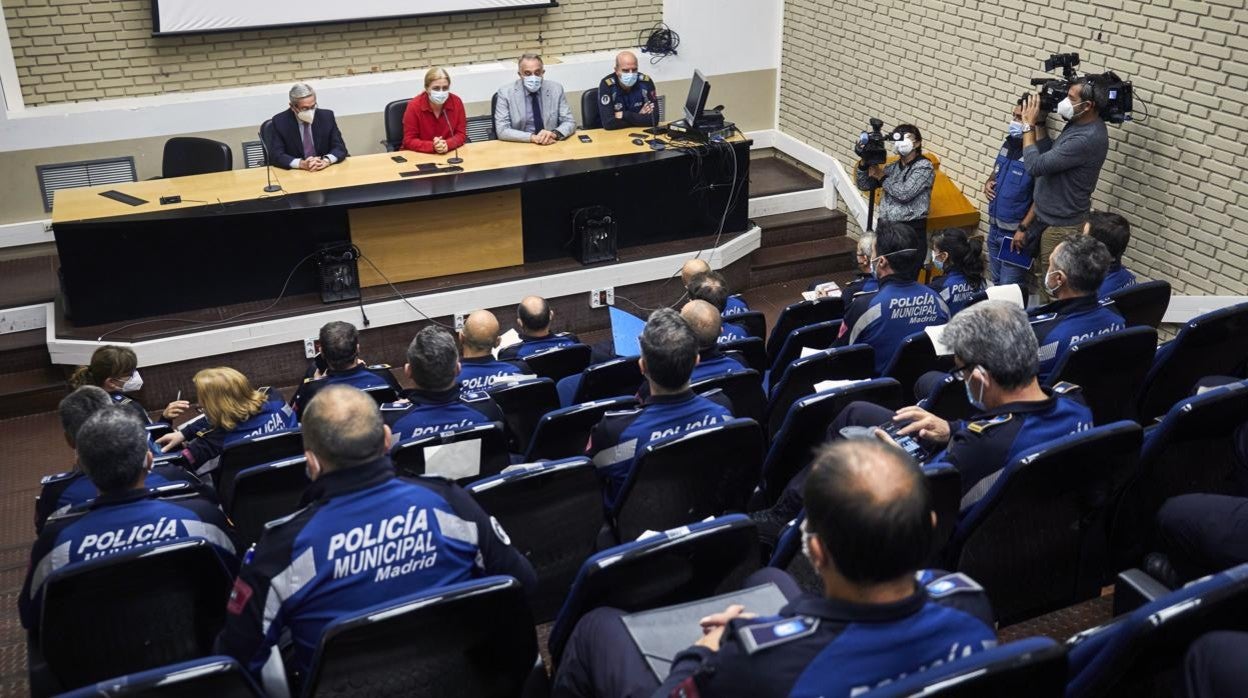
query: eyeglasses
[
  {"left": 293, "top": 103, "right": 317, "bottom": 113},
  {"left": 950, "top": 364, "right": 978, "bottom": 382}
]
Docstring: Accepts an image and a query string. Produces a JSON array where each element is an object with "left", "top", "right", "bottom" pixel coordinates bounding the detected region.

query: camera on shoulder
[{"left": 1028, "top": 52, "right": 1134, "bottom": 124}]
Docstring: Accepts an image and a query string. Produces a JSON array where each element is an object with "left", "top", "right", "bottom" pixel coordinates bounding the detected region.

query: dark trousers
[
  {"left": 550, "top": 568, "right": 803, "bottom": 698},
  {"left": 1155, "top": 494, "right": 1248, "bottom": 583},
  {"left": 1182, "top": 631, "right": 1248, "bottom": 698}
]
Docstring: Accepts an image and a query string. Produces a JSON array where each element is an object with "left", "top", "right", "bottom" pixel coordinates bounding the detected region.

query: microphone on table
[
  {"left": 645, "top": 89, "right": 664, "bottom": 150},
  {"left": 443, "top": 110, "right": 463, "bottom": 165},
  {"left": 258, "top": 133, "right": 282, "bottom": 193}
]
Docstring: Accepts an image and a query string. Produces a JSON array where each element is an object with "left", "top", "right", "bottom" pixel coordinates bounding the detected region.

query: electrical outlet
[
  {"left": 303, "top": 337, "right": 317, "bottom": 359},
  {"left": 454, "top": 313, "right": 465, "bottom": 331},
  {"left": 589, "top": 289, "right": 605, "bottom": 308},
  {"left": 605, "top": 287, "right": 615, "bottom": 306}
]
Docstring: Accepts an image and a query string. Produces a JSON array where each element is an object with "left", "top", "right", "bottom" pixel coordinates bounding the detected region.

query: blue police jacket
[
  {"left": 723, "top": 295, "right": 750, "bottom": 317},
  {"left": 214, "top": 456, "right": 536, "bottom": 680},
  {"left": 1097, "top": 262, "right": 1137, "bottom": 299},
  {"left": 498, "top": 331, "right": 580, "bottom": 360},
  {"left": 455, "top": 355, "right": 531, "bottom": 393},
  {"left": 1029, "top": 295, "right": 1126, "bottom": 382},
  {"left": 656, "top": 572, "right": 996, "bottom": 698},
  {"left": 928, "top": 268, "right": 987, "bottom": 317},
  {"left": 987, "top": 136, "right": 1035, "bottom": 230},
  {"left": 691, "top": 348, "right": 751, "bottom": 384},
  {"left": 20, "top": 485, "right": 238, "bottom": 629},
  {"left": 835, "top": 275, "right": 950, "bottom": 375},
  {"left": 588, "top": 389, "right": 734, "bottom": 510},
  {"left": 596, "top": 72, "right": 659, "bottom": 130},
  {"left": 930, "top": 383, "right": 1093, "bottom": 508},
  {"left": 840, "top": 273, "right": 879, "bottom": 299},
  {"left": 175, "top": 389, "right": 297, "bottom": 471},
  {"left": 291, "top": 363, "right": 402, "bottom": 415},
  {"left": 35, "top": 464, "right": 209, "bottom": 534},
  {"left": 109, "top": 391, "right": 166, "bottom": 426},
  {"left": 382, "top": 386, "right": 504, "bottom": 442},
  {"left": 718, "top": 321, "right": 750, "bottom": 345}
]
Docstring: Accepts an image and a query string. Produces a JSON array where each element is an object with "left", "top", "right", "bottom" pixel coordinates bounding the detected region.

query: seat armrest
[{"left": 1113, "top": 568, "right": 1171, "bottom": 615}]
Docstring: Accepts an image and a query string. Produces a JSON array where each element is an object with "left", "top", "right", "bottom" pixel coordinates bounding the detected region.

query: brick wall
[
  {"left": 780, "top": 0, "right": 1248, "bottom": 295},
  {"left": 3, "top": 0, "right": 662, "bottom": 107}
]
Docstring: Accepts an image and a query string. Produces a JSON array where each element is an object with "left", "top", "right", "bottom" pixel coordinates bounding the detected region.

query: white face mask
[
  {"left": 428, "top": 89, "right": 450, "bottom": 105},
  {"left": 1056, "top": 97, "right": 1083, "bottom": 121},
  {"left": 800, "top": 521, "right": 816, "bottom": 565},
  {"left": 523, "top": 75, "right": 543, "bottom": 93},
  {"left": 1044, "top": 270, "right": 1064, "bottom": 295},
  {"left": 295, "top": 108, "right": 316, "bottom": 125},
  {"left": 894, "top": 138, "right": 914, "bottom": 156},
  {"left": 121, "top": 370, "right": 143, "bottom": 393}
]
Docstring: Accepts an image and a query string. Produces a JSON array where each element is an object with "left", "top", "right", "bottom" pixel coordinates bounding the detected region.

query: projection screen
[{"left": 152, "top": 0, "right": 558, "bottom": 35}]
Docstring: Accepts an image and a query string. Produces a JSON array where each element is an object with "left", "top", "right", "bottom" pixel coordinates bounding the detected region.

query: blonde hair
[
  {"left": 424, "top": 67, "right": 450, "bottom": 90},
  {"left": 70, "top": 345, "right": 137, "bottom": 389},
  {"left": 194, "top": 367, "right": 266, "bottom": 431}
]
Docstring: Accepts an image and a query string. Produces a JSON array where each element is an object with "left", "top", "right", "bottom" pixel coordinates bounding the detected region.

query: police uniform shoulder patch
[
  {"left": 640, "top": 73, "right": 651, "bottom": 82},
  {"left": 264, "top": 504, "right": 311, "bottom": 530},
  {"left": 604, "top": 76, "right": 615, "bottom": 87},
  {"left": 40, "top": 471, "right": 77, "bottom": 485},
  {"left": 925, "top": 572, "right": 984, "bottom": 599},
  {"left": 367, "top": 363, "right": 392, "bottom": 370},
  {"left": 966, "top": 413, "right": 1012, "bottom": 434},
  {"left": 195, "top": 426, "right": 215, "bottom": 439},
  {"left": 738, "top": 616, "right": 819, "bottom": 655},
  {"left": 461, "top": 390, "right": 489, "bottom": 402},
  {"left": 490, "top": 516, "right": 512, "bottom": 545},
  {"left": 113, "top": 394, "right": 133, "bottom": 405},
  {"left": 1030, "top": 312, "right": 1058, "bottom": 323},
  {"left": 46, "top": 506, "right": 90, "bottom": 525},
  {"left": 380, "top": 401, "right": 411, "bottom": 412},
  {"left": 1051, "top": 381, "right": 1082, "bottom": 395}
]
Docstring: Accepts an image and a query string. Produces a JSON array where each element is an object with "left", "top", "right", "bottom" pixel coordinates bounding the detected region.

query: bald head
[
  {"left": 615, "top": 50, "right": 639, "bottom": 71},
  {"left": 302, "top": 385, "right": 386, "bottom": 472},
  {"left": 681, "top": 300, "right": 723, "bottom": 350},
  {"left": 681, "top": 259, "right": 711, "bottom": 287},
  {"left": 461, "top": 310, "right": 501, "bottom": 358},
  {"left": 517, "top": 295, "right": 553, "bottom": 334}
]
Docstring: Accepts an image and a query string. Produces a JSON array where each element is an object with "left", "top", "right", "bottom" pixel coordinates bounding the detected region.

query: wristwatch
[{"left": 1021, "top": 124, "right": 1034, "bottom": 133}]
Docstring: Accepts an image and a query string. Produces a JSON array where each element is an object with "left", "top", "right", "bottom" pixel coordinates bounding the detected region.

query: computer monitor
[{"left": 683, "top": 69, "right": 711, "bottom": 125}]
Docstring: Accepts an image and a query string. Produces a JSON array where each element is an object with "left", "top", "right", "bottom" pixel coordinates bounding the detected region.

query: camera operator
[
  {"left": 856, "top": 124, "right": 935, "bottom": 240},
  {"left": 1016, "top": 78, "right": 1110, "bottom": 302}
]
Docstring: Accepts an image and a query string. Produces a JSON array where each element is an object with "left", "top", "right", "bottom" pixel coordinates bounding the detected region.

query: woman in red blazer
[{"left": 402, "top": 67, "right": 467, "bottom": 155}]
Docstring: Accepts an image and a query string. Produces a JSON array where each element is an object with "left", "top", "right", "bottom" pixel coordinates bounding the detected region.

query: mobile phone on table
[
  {"left": 578, "top": 134, "right": 593, "bottom": 143},
  {"left": 391, "top": 155, "right": 408, "bottom": 163},
  {"left": 416, "top": 163, "right": 438, "bottom": 172}
]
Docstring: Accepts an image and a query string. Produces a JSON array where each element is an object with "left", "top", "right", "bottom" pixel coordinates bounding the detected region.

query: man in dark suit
[{"left": 265, "top": 82, "right": 349, "bottom": 171}]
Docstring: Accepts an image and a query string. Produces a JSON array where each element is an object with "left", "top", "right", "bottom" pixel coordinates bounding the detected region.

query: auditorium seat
[
  {"left": 465, "top": 114, "right": 496, "bottom": 143},
  {"left": 1135, "top": 301, "right": 1248, "bottom": 421},
  {"left": 33, "top": 539, "right": 233, "bottom": 694},
  {"left": 692, "top": 368, "right": 766, "bottom": 424},
  {"left": 1103, "top": 279, "right": 1171, "bottom": 329},
  {"left": 917, "top": 372, "right": 976, "bottom": 422},
  {"left": 754, "top": 378, "right": 903, "bottom": 508},
  {"left": 303, "top": 576, "right": 539, "bottom": 698},
  {"left": 56, "top": 656, "right": 262, "bottom": 698},
  {"left": 764, "top": 345, "right": 875, "bottom": 438},
  {"left": 882, "top": 330, "right": 955, "bottom": 402},
  {"left": 557, "top": 355, "right": 643, "bottom": 407},
  {"left": 947, "top": 421, "right": 1142, "bottom": 624},
  {"left": 522, "top": 343, "right": 592, "bottom": 383},
  {"left": 610, "top": 418, "right": 764, "bottom": 544},
  {"left": 1065, "top": 562, "right": 1248, "bottom": 698},
  {"left": 580, "top": 88, "right": 602, "bottom": 129},
  {"left": 923, "top": 463, "right": 964, "bottom": 562},
  {"left": 767, "top": 319, "right": 842, "bottom": 379},
  {"left": 216, "top": 427, "right": 303, "bottom": 501},
  {"left": 719, "top": 336, "right": 767, "bottom": 373},
  {"left": 862, "top": 637, "right": 1067, "bottom": 697},
  {"left": 1108, "top": 380, "right": 1248, "bottom": 571},
  {"left": 487, "top": 377, "right": 560, "bottom": 455},
  {"left": 767, "top": 513, "right": 820, "bottom": 594},
  {"left": 380, "top": 99, "right": 407, "bottom": 152},
  {"left": 389, "top": 422, "right": 509, "bottom": 485},
  {"left": 1045, "top": 326, "right": 1157, "bottom": 424},
  {"left": 729, "top": 310, "right": 767, "bottom": 340},
  {"left": 159, "top": 137, "right": 233, "bottom": 179},
  {"left": 467, "top": 457, "right": 603, "bottom": 623},
  {"left": 523, "top": 396, "right": 637, "bottom": 463},
  {"left": 360, "top": 384, "right": 399, "bottom": 406},
  {"left": 547, "top": 515, "right": 760, "bottom": 666},
  {"left": 227, "top": 455, "right": 311, "bottom": 549},
  {"left": 765, "top": 298, "right": 845, "bottom": 368}
]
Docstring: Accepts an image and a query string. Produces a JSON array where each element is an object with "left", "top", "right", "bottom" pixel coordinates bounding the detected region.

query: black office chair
[
  {"left": 216, "top": 428, "right": 304, "bottom": 505},
  {"left": 882, "top": 330, "right": 955, "bottom": 401},
  {"left": 767, "top": 319, "right": 842, "bottom": 378},
  {"left": 718, "top": 337, "right": 765, "bottom": 373},
  {"left": 767, "top": 514, "right": 821, "bottom": 594},
  {"left": 692, "top": 369, "right": 766, "bottom": 424},
  {"left": 380, "top": 98, "right": 408, "bottom": 152},
  {"left": 487, "top": 377, "right": 560, "bottom": 455},
  {"left": 729, "top": 311, "right": 767, "bottom": 341},
  {"left": 863, "top": 637, "right": 1068, "bottom": 698},
  {"left": 160, "top": 137, "right": 233, "bottom": 179},
  {"left": 581, "top": 88, "right": 602, "bottom": 129},
  {"left": 610, "top": 418, "right": 764, "bottom": 543},
  {"left": 390, "top": 422, "right": 509, "bottom": 485},
  {"left": 1103, "top": 279, "right": 1171, "bottom": 329},
  {"left": 465, "top": 114, "right": 496, "bottom": 143},
  {"left": 468, "top": 457, "right": 604, "bottom": 623},
  {"left": 917, "top": 373, "right": 977, "bottom": 423},
  {"left": 55, "top": 656, "right": 263, "bottom": 698},
  {"left": 523, "top": 344, "right": 593, "bottom": 383},
  {"left": 766, "top": 298, "right": 845, "bottom": 367},
  {"left": 258, "top": 119, "right": 276, "bottom": 153},
  {"left": 524, "top": 396, "right": 638, "bottom": 462},
  {"left": 227, "top": 456, "right": 311, "bottom": 549},
  {"left": 569, "top": 356, "right": 643, "bottom": 405},
  {"left": 1135, "top": 301, "right": 1248, "bottom": 421},
  {"left": 1045, "top": 326, "right": 1157, "bottom": 424},
  {"left": 764, "top": 345, "right": 876, "bottom": 438},
  {"left": 36, "top": 540, "right": 234, "bottom": 693},
  {"left": 360, "top": 384, "right": 399, "bottom": 406},
  {"left": 304, "top": 576, "right": 538, "bottom": 698}
]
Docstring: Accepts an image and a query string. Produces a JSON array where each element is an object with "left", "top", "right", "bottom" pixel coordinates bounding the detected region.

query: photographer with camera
[
  {"left": 856, "top": 123, "right": 935, "bottom": 240},
  {"left": 1016, "top": 75, "right": 1110, "bottom": 302}
]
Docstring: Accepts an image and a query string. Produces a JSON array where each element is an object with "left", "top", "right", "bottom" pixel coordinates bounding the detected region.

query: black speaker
[
  {"left": 317, "top": 245, "right": 361, "bottom": 303},
  {"left": 572, "top": 206, "right": 618, "bottom": 265}
]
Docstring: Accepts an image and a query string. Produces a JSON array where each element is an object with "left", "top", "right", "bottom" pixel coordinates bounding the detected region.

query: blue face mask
[
  {"left": 620, "top": 71, "right": 639, "bottom": 88},
  {"left": 523, "top": 75, "right": 543, "bottom": 93},
  {"left": 1008, "top": 120, "right": 1025, "bottom": 138},
  {"left": 963, "top": 368, "right": 987, "bottom": 411},
  {"left": 932, "top": 254, "right": 945, "bottom": 272}
]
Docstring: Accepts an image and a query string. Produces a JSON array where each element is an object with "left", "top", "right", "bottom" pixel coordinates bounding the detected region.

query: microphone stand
[
  {"left": 443, "top": 109, "right": 463, "bottom": 165},
  {"left": 258, "top": 132, "right": 282, "bottom": 193},
  {"left": 645, "top": 90, "right": 664, "bottom": 150}
]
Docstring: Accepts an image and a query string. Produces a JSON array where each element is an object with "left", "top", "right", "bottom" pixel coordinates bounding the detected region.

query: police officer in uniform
[
  {"left": 21, "top": 409, "right": 238, "bottom": 630},
  {"left": 985, "top": 99, "right": 1037, "bottom": 287},
  {"left": 682, "top": 300, "right": 751, "bottom": 383},
  {"left": 69, "top": 345, "right": 190, "bottom": 428},
  {"left": 37, "top": 386, "right": 208, "bottom": 533},
  {"left": 927, "top": 229, "right": 988, "bottom": 317},
  {"left": 292, "top": 321, "right": 401, "bottom": 414},
  {"left": 1029, "top": 234, "right": 1124, "bottom": 382},
  {"left": 553, "top": 439, "right": 996, "bottom": 698},
  {"left": 382, "top": 326, "right": 506, "bottom": 442},
  {"left": 834, "top": 221, "right": 950, "bottom": 375},
  {"left": 216, "top": 385, "right": 535, "bottom": 686},
  {"left": 688, "top": 272, "right": 751, "bottom": 344},
  {"left": 455, "top": 310, "right": 531, "bottom": 393},
  {"left": 1083, "top": 211, "right": 1137, "bottom": 298},
  {"left": 498, "top": 296, "right": 581, "bottom": 361},
  {"left": 588, "top": 309, "right": 733, "bottom": 509},
  {"left": 597, "top": 50, "right": 658, "bottom": 130}
]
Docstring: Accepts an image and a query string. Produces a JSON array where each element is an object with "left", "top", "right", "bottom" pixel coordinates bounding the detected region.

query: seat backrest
[
  {"left": 765, "top": 345, "right": 876, "bottom": 438},
  {"left": 863, "top": 637, "right": 1067, "bottom": 698},
  {"left": 1046, "top": 326, "right": 1157, "bottom": 424},
  {"left": 57, "top": 655, "right": 263, "bottom": 698},
  {"left": 581, "top": 87, "right": 602, "bottom": 129},
  {"left": 951, "top": 421, "right": 1142, "bottom": 624},
  {"left": 918, "top": 373, "right": 976, "bottom": 422},
  {"left": 719, "top": 337, "right": 766, "bottom": 373},
  {"left": 465, "top": 114, "right": 496, "bottom": 143},
  {"left": 573, "top": 355, "right": 643, "bottom": 404},
  {"left": 730, "top": 310, "right": 767, "bottom": 340},
  {"left": 525, "top": 395, "right": 638, "bottom": 462},
  {"left": 759, "top": 378, "right": 903, "bottom": 506},
  {"left": 1104, "top": 279, "right": 1171, "bottom": 329},
  {"left": 162, "top": 137, "right": 233, "bottom": 178},
  {"left": 360, "top": 384, "right": 399, "bottom": 406},
  {"left": 1065, "top": 562, "right": 1248, "bottom": 698},
  {"left": 766, "top": 298, "right": 845, "bottom": 365},
  {"left": 692, "top": 369, "right": 766, "bottom": 424},
  {"left": 305, "top": 576, "right": 537, "bottom": 698},
  {"left": 924, "top": 463, "right": 963, "bottom": 564},
  {"left": 382, "top": 98, "right": 407, "bottom": 151},
  {"left": 217, "top": 428, "right": 304, "bottom": 500},
  {"left": 487, "top": 377, "right": 560, "bottom": 455},
  {"left": 228, "top": 455, "right": 311, "bottom": 549},
  {"left": 612, "top": 418, "right": 764, "bottom": 542},
  {"left": 1136, "top": 301, "right": 1248, "bottom": 420},
  {"left": 548, "top": 515, "right": 760, "bottom": 665},
  {"left": 883, "top": 330, "right": 955, "bottom": 401},
  {"left": 390, "top": 422, "right": 509, "bottom": 485},
  {"left": 523, "top": 344, "right": 593, "bottom": 383},
  {"left": 40, "top": 540, "right": 234, "bottom": 692},
  {"left": 468, "top": 457, "right": 603, "bottom": 623},
  {"left": 767, "top": 513, "right": 823, "bottom": 595},
  {"left": 768, "top": 319, "right": 843, "bottom": 377}
]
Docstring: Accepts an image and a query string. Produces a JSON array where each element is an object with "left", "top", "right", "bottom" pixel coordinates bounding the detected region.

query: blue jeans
[{"left": 987, "top": 224, "right": 1029, "bottom": 289}]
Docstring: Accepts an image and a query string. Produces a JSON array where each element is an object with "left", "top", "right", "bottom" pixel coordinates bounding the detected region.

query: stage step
[
  {"left": 748, "top": 236, "right": 857, "bottom": 288},
  {"left": 750, "top": 156, "right": 821, "bottom": 198},
  {"left": 755, "top": 208, "right": 848, "bottom": 249},
  {"left": 0, "top": 252, "right": 58, "bottom": 310},
  {"left": 0, "top": 365, "right": 65, "bottom": 421}
]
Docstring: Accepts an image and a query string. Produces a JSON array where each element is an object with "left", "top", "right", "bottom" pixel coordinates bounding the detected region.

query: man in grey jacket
[
  {"left": 1017, "top": 77, "right": 1110, "bottom": 302},
  {"left": 494, "top": 53, "right": 576, "bottom": 145}
]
